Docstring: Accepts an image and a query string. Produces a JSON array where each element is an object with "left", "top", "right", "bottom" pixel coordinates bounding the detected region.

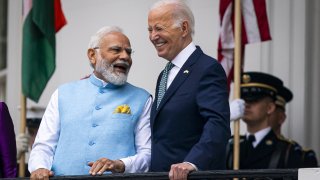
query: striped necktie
[{"left": 157, "top": 62, "right": 174, "bottom": 109}]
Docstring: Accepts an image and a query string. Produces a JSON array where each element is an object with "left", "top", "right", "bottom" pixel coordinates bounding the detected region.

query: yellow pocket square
[{"left": 113, "top": 104, "right": 131, "bottom": 114}]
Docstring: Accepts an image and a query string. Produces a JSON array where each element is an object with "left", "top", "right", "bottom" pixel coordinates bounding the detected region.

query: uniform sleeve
[
  {"left": 302, "top": 149, "right": 318, "bottom": 167},
  {"left": 285, "top": 142, "right": 304, "bottom": 168}
]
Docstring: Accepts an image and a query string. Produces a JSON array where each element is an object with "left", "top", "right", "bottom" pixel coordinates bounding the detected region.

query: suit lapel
[
  {"left": 155, "top": 47, "right": 202, "bottom": 113},
  {"left": 151, "top": 72, "right": 162, "bottom": 128}
]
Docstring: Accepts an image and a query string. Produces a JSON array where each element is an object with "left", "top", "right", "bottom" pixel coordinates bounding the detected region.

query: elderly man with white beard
[{"left": 28, "top": 26, "right": 152, "bottom": 179}]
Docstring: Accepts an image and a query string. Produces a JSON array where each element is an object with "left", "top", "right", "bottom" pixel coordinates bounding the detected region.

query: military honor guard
[
  {"left": 270, "top": 84, "right": 318, "bottom": 168},
  {"left": 226, "top": 72, "right": 303, "bottom": 169}
]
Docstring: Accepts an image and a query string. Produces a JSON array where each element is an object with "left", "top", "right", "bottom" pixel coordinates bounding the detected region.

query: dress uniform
[
  {"left": 302, "top": 149, "right": 318, "bottom": 167},
  {"left": 275, "top": 86, "right": 318, "bottom": 168},
  {"left": 227, "top": 131, "right": 302, "bottom": 169},
  {"left": 288, "top": 140, "right": 319, "bottom": 168},
  {"left": 226, "top": 72, "right": 302, "bottom": 169}
]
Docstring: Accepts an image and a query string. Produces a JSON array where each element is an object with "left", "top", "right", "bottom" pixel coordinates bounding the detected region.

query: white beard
[{"left": 95, "top": 58, "right": 130, "bottom": 86}]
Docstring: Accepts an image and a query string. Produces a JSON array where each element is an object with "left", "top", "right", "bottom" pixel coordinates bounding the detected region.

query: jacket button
[{"left": 89, "top": 141, "right": 95, "bottom": 146}]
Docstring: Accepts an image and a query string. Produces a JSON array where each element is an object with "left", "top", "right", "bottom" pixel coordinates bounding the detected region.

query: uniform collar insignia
[{"left": 266, "top": 140, "right": 273, "bottom": 145}]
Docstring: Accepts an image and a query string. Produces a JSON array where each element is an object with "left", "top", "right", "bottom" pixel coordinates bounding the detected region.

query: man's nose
[
  {"left": 149, "top": 30, "right": 159, "bottom": 41},
  {"left": 119, "top": 49, "right": 130, "bottom": 60}
]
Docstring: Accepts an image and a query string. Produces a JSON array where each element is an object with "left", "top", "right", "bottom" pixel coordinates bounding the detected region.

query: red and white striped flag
[{"left": 218, "top": 0, "right": 271, "bottom": 89}]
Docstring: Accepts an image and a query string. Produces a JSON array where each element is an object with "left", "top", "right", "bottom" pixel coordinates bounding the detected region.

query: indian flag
[{"left": 22, "top": 0, "right": 66, "bottom": 102}]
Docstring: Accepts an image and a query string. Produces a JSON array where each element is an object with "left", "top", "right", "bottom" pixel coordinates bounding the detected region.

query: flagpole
[
  {"left": 19, "top": 94, "right": 26, "bottom": 177},
  {"left": 19, "top": 1, "right": 27, "bottom": 177},
  {"left": 233, "top": 0, "right": 242, "bottom": 171}
]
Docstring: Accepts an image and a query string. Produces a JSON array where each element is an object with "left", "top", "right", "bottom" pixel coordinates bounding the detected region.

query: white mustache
[{"left": 112, "top": 60, "right": 130, "bottom": 68}]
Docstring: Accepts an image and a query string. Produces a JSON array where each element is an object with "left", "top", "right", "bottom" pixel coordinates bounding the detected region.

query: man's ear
[
  {"left": 181, "top": 21, "right": 189, "bottom": 37},
  {"left": 278, "top": 110, "right": 286, "bottom": 124},
  {"left": 87, "top": 48, "right": 97, "bottom": 67},
  {"left": 267, "top": 102, "right": 276, "bottom": 115}
]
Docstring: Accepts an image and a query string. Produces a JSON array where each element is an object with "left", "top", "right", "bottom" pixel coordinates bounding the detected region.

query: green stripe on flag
[{"left": 22, "top": 0, "right": 56, "bottom": 102}]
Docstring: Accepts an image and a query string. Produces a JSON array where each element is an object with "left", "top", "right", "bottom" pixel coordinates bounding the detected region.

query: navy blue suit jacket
[{"left": 150, "top": 46, "right": 230, "bottom": 172}]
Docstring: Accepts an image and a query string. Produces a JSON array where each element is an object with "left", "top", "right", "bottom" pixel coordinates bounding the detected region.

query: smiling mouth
[
  {"left": 155, "top": 42, "right": 165, "bottom": 47},
  {"left": 153, "top": 39, "right": 167, "bottom": 48},
  {"left": 113, "top": 63, "right": 129, "bottom": 74}
]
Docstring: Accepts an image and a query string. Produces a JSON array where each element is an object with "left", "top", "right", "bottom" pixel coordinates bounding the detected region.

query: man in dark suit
[
  {"left": 148, "top": 0, "right": 230, "bottom": 179},
  {"left": 226, "top": 72, "right": 302, "bottom": 169}
]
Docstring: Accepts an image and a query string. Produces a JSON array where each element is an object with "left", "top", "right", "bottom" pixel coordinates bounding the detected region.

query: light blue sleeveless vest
[{"left": 51, "top": 75, "right": 149, "bottom": 175}]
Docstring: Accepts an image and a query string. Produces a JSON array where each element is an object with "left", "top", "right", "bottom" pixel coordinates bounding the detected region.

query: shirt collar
[
  {"left": 246, "top": 127, "right": 272, "bottom": 145},
  {"left": 171, "top": 42, "right": 196, "bottom": 68},
  {"left": 89, "top": 73, "right": 120, "bottom": 89}
]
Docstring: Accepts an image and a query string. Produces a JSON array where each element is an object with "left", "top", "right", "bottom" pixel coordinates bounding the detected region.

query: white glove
[
  {"left": 230, "top": 99, "right": 245, "bottom": 122},
  {"left": 16, "top": 133, "right": 30, "bottom": 159}
]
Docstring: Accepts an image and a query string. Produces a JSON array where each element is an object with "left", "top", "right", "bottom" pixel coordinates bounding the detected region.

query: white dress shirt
[
  {"left": 167, "top": 42, "right": 196, "bottom": 89},
  {"left": 29, "top": 76, "right": 152, "bottom": 173},
  {"left": 246, "top": 127, "right": 271, "bottom": 148}
]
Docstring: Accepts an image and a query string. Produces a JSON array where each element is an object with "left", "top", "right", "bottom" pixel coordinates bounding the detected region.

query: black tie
[
  {"left": 243, "top": 134, "right": 256, "bottom": 167},
  {"left": 247, "top": 134, "right": 256, "bottom": 152}
]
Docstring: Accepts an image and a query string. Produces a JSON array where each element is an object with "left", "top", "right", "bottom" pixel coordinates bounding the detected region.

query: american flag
[{"left": 218, "top": 0, "right": 272, "bottom": 89}]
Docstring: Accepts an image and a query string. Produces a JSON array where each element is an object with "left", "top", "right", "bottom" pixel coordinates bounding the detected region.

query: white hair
[
  {"left": 88, "top": 26, "right": 123, "bottom": 49},
  {"left": 150, "top": 0, "right": 195, "bottom": 35}
]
